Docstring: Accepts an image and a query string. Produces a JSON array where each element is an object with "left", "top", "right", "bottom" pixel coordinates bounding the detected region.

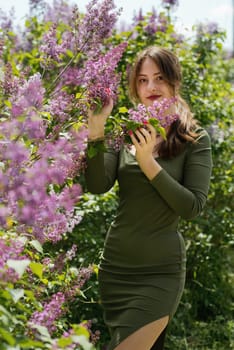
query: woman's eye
[
  {"left": 138, "top": 78, "right": 147, "bottom": 83},
  {"left": 156, "top": 76, "right": 163, "bottom": 82}
]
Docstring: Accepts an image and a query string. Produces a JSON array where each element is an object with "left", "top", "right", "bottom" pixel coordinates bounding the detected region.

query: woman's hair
[{"left": 128, "top": 46, "right": 200, "bottom": 158}]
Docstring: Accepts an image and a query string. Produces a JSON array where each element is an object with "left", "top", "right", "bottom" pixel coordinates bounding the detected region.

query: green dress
[{"left": 85, "top": 129, "right": 212, "bottom": 350}]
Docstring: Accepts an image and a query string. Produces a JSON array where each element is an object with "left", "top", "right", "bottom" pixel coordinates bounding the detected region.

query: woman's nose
[{"left": 148, "top": 80, "right": 157, "bottom": 91}]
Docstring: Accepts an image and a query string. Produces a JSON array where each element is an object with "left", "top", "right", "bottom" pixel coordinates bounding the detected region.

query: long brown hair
[{"left": 128, "top": 46, "right": 200, "bottom": 158}]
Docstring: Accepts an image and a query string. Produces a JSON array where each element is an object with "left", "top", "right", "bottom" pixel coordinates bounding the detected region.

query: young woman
[{"left": 85, "top": 46, "right": 212, "bottom": 350}]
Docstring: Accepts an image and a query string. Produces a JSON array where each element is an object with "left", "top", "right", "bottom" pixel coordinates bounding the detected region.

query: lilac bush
[{"left": 0, "top": 0, "right": 126, "bottom": 348}]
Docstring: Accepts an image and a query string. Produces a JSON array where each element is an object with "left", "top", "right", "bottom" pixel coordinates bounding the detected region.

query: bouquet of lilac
[{"left": 105, "top": 97, "right": 179, "bottom": 150}]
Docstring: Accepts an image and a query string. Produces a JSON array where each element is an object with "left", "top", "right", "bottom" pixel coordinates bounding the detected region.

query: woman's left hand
[{"left": 129, "top": 123, "right": 162, "bottom": 180}]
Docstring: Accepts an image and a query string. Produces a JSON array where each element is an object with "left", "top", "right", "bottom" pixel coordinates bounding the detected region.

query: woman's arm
[
  {"left": 150, "top": 130, "right": 212, "bottom": 219},
  {"left": 85, "top": 99, "right": 118, "bottom": 194},
  {"left": 85, "top": 141, "right": 119, "bottom": 194}
]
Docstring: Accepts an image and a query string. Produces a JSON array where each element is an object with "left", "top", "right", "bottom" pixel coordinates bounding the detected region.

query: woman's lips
[{"left": 147, "top": 95, "right": 161, "bottom": 100}]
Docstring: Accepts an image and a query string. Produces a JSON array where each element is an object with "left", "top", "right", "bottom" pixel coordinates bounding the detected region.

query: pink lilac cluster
[
  {"left": 77, "top": 0, "right": 122, "bottom": 54},
  {"left": 48, "top": 244, "right": 79, "bottom": 274},
  {"left": 0, "top": 133, "right": 87, "bottom": 243},
  {"left": 196, "top": 21, "right": 220, "bottom": 38},
  {"left": 162, "top": 0, "right": 179, "bottom": 7},
  {"left": 79, "top": 42, "right": 127, "bottom": 110},
  {"left": 40, "top": 23, "right": 70, "bottom": 69},
  {"left": 76, "top": 266, "right": 94, "bottom": 289},
  {"left": 29, "top": 292, "right": 66, "bottom": 334},
  {"left": 47, "top": 91, "right": 73, "bottom": 126},
  {"left": 65, "top": 244, "right": 78, "bottom": 261},
  {"left": 0, "top": 8, "right": 14, "bottom": 31},
  {"left": 62, "top": 265, "right": 94, "bottom": 301},
  {"left": 29, "top": 264, "right": 94, "bottom": 336},
  {"left": 1, "top": 63, "right": 21, "bottom": 97},
  {"left": 43, "top": 0, "right": 74, "bottom": 24},
  {"left": 51, "top": 320, "right": 100, "bottom": 349},
  {"left": 0, "top": 238, "right": 25, "bottom": 283},
  {"left": 0, "top": 72, "right": 88, "bottom": 242},
  {"left": 133, "top": 8, "right": 168, "bottom": 35},
  {"left": 128, "top": 97, "right": 179, "bottom": 128}
]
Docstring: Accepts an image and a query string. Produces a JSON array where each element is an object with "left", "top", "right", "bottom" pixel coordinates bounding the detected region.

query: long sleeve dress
[{"left": 85, "top": 128, "right": 212, "bottom": 350}]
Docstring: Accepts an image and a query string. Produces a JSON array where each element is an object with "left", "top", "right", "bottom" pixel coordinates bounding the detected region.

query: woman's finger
[{"left": 134, "top": 129, "right": 146, "bottom": 144}]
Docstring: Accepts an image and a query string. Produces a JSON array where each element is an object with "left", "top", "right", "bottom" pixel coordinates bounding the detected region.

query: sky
[{"left": 0, "top": 0, "right": 233, "bottom": 51}]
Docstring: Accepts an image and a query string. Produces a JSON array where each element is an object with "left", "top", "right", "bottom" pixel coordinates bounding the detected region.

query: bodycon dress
[{"left": 85, "top": 129, "right": 212, "bottom": 350}]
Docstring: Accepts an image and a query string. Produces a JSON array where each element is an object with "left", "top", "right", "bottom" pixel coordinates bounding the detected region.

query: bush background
[{"left": 0, "top": 0, "right": 233, "bottom": 349}]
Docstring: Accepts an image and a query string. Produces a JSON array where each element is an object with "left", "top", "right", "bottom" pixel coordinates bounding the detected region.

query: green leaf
[
  {"left": 57, "top": 337, "right": 72, "bottom": 347},
  {"left": 87, "top": 141, "right": 106, "bottom": 158},
  {"left": 0, "top": 328, "right": 15, "bottom": 345},
  {"left": 6, "top": 259, "right": 30, "bottom": 278},
  {"left": 8, "top": 288, "right": 24, "bottom": 303},
  {"left": 29, "top": 240, "right": 43, "bottom": 253},
  {"left": 29, "top": 262, "right": 43, "bottom": 279},
  {"left": 28, "top": 323, "right": 52, "bottom": 343},
  {"left": 118, "top": 106, "right": 129, "bottom": 113},
  {"left": 71, "top": 335, "right": 94, "bottom": 350}
]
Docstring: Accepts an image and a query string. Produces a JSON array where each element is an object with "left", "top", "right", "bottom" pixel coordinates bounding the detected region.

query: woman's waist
[{"left": 102, "top": 230, "right": 186, "bottom": 271}]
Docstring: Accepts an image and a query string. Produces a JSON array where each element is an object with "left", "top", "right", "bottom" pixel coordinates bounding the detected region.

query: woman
[{"left": 85, "top": 46, "right": 212, "bottom": 350}]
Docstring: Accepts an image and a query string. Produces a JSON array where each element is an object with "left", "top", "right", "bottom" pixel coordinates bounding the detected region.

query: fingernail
[
  {"left": 128, "top": 130, "right": 133, "bottom": 135},
  {"left": 143, "top": 120, "right": 148, "bottom": 125}
]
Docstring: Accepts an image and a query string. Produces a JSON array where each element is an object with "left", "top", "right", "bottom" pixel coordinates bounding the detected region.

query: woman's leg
[
  {"left": 150, "top": 326, "right": 167, "bottom": 350},
  {"left": 113, "top": 315, "right": 169, "bottom": 350}
]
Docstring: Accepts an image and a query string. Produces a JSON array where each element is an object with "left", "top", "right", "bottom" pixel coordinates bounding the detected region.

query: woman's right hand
[{"left": 88, "top": 98, "right": 114, "bottom": 140}]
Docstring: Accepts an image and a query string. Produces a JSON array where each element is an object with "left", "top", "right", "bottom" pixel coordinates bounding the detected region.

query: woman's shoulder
[
  {"left": 195, "top": 127, "right": 211, "bottom": 144},
  {"left": 186, "top": 127, "right": 211, "bottom": 153}
]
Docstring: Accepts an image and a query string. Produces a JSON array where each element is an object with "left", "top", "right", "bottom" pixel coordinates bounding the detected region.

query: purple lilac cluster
[
  {"left": 51, "top": 320, "right": 100, "bottom": 349},
  {"left": 43, "top": 0, "right": 74, "bottom": 24},
  {"left": 129, "top": 97, "right": 179, "bottom": 128},
  {"left": 162, "top": 0, "right": 179, "bottom": 7},
  {"left": 0, "top": 71, "right": 88, "bottom": 242},
  {"left": 196, "top": 21, "right": 220, "bottom": 37},
  {"left": 40, "top": 24, "right": 69, "bottom": 69},
  {"left": 0, "top": 238, "right": 25, "bottom": 283},
  {"left": 77, "top": 0, "right": 122, "bottom": 54},
  {"left": 79, "top": 42, "right": 127, "bottom": 110},
  {"left": 133, "top": 8, "right": 168, "bottom": 35},
  {"left": 0, "top": 132, "right": 87, "bottom": 242},
  {"left": 47, "top": 90, "right": 74, "bottom": 125},
  {"left": 29, "top": 291, "right": 66, "bottom": 334}
]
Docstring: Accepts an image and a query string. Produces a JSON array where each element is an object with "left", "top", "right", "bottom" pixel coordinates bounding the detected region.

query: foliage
[{"left": 0, "top": 0, "right": 233, "bottom": 349}]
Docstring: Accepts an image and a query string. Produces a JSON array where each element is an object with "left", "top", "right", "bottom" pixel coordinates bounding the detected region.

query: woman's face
[{"left": 136, "top": 57, "right": 174, "bottom": 107}]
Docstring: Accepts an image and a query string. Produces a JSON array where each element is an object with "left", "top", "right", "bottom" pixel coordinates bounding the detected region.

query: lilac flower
[
  {"left": 0, "top": 9, "right": 14, "bottom": 31},
  {"left": 29, "top": 0, "right": 46, "bottom": 13},
  {"left": 11, "top": 73, "right": 45, "bottom": 117},
  {"left": 29, "top": 292, "right": 66, "bottom": 334},
  {"left": 144, "top": 9, "right": 158, "bottom": 36},
  {"left": 39, "top": 24, "right": 69, "bottom": 69},
  {"left": 77, "top": 0, "right": 122, "bottom": 54},
  {"left": 43, "top": 0, "right": 74, "bottom": 25},
  {"left": 2, "top": 63, "right": 21, "bottom": 96},
  {"left": 127, "top": 98, "right": 179, "bottom": 129},
  {"left": 76, "top": 265, "right": 93, "bottom": 289},
  {"left": 147, "top": 97, "right": 179, "bottom": 127},
  {"left": 79, "top": 42, "right": 127, "bottom": 110},
  {"left": 47, "top": 91, "right": 73, "bottom": 124},
  {"left": 131, "top": 8, "right": 168, "bottom": 36},
  {"left": 106, "top": 98, "right": 179, "bottom": 151},
  {"left": 196, "top": 21, "right": 220, "bottom": 38},
  {"left": 0, "top": 238, "right": 25, "bottom": 283},
  {"left": 162, "top": 0, "right": 179, "bottom": 7},
  {"left": 0, "top": 120, "right": 87, "bottom": 243},
  {"left": 65, "top": 244, "right": 78, "bottom": 261},
  {"left": 132, "top": 8, "right": 144, "bottom": 24}
]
